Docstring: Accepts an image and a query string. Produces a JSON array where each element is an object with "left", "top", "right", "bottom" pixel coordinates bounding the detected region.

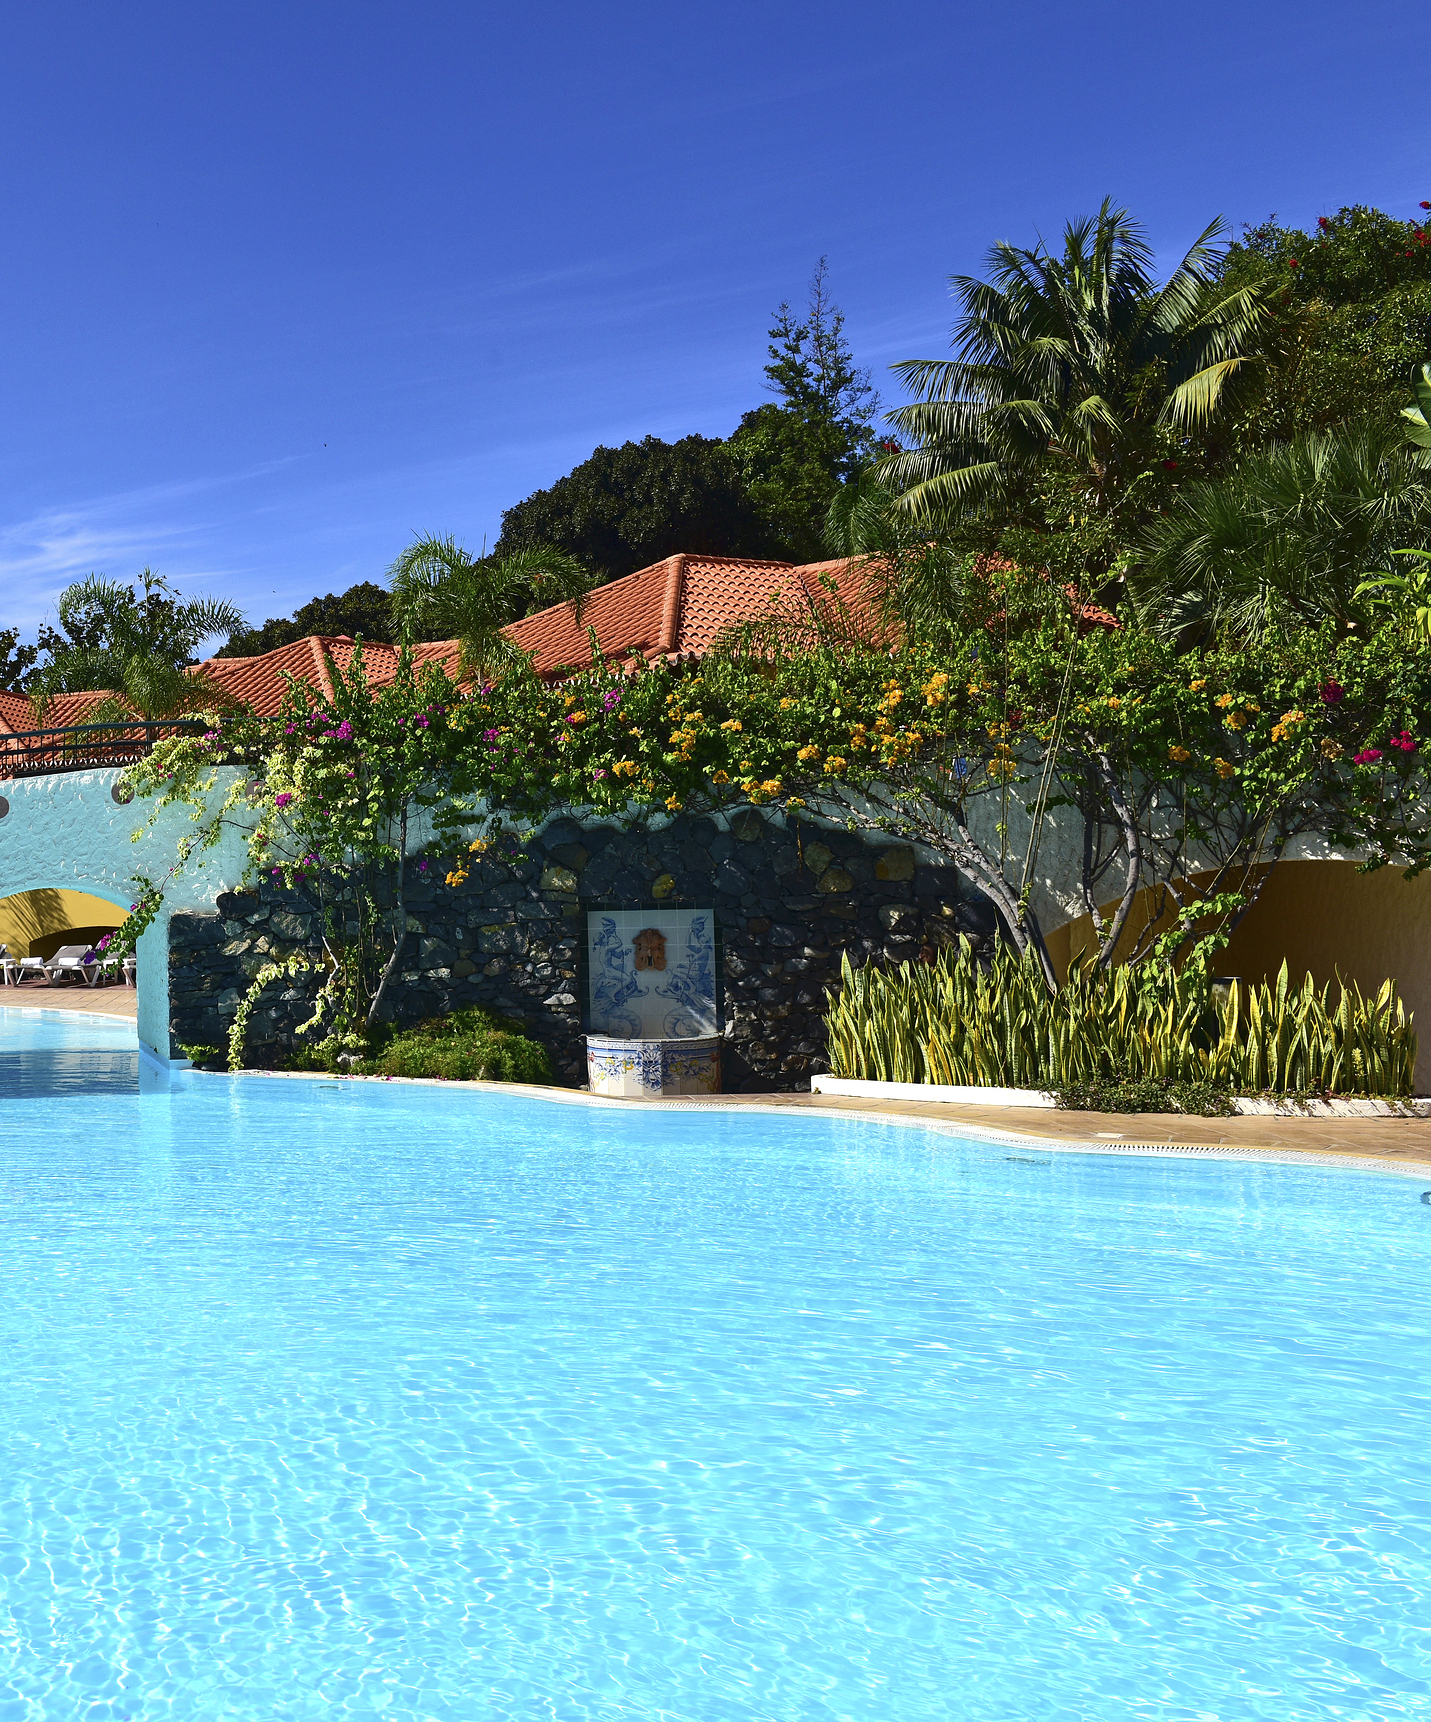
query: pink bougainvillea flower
[
  {"left": 1390, "top": 731, "right": 1419, "bottom": 752},
  {"left": 274, "top": 792, "right": 293, "bottom": 808},
  {"left": 1353, "top": 749, "right": 1383, "bottom": 765},
  {"left": 1320, "top": 680, "right": 1345, "bottom": 705}
]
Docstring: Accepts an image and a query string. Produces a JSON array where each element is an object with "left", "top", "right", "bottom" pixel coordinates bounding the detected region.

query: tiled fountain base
[{"left": 586, "top": 1035, "right": 721, "bottom": 1098}]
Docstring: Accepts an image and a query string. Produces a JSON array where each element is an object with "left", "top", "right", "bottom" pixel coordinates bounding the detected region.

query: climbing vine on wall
[{"left": 122, "top": 599, "right": 1431, "bottom": 1064}]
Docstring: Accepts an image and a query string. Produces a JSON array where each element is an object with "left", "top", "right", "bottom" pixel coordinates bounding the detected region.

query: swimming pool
[{"left": 0, "top": 1007, "right": 1427, "bottom": 1719}]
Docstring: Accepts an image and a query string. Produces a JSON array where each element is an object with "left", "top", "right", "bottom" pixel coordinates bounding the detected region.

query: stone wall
[{"left": 167, "top": 810, "right": 994, "bottom": 1089}]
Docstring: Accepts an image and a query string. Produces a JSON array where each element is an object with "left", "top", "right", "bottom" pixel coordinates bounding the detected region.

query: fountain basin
[{"left": 585, "top": 1034, "right": 721, "bottom": 1098}]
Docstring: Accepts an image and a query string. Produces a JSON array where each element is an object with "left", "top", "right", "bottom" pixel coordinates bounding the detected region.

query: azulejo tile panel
[{"left": 587, "top": 909, "right": 717, "bottom": 1039}]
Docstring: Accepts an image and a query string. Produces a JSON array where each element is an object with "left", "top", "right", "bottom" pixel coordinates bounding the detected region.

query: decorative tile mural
[{"left": 587, "top": 908, "right": 717, "bottom": 1039}]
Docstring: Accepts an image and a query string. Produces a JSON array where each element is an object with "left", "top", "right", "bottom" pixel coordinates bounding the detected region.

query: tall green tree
[
  {"left": 0, "top": 628, "right": 39, "bottom": 690},
  {"left": 1134, "top": 423, "right": 1431, "bottom": 641},
  {"left": 728, "top": 258, "right": 881, "bottom": 560},
  {"left": 218, "top": 582, "right": 396, "bottom": 657},
  {"left": 1217, "top": 205, "right": 1431, "bottom": 446},
  {"left": 882, "top": 202, "right": 1266, "bottom": 568}
]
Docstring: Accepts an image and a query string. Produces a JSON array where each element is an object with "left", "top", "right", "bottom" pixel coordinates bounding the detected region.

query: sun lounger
[
  {"left": 0, "top": 945, "right": 47, "bottom": 985},
  {"left": 44, "top": 944, "right": 102, "bottom": 986}
]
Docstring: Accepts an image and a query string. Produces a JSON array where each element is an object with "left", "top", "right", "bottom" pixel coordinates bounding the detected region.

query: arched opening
[{"left": 0, "top": 886, "right": 127, "bottom": 961}]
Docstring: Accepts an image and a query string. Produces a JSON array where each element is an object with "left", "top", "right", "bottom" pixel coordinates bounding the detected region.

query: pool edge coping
[
  {"left": 205, "top": 1066, "right": 1431, "bottom": 1182},
  {"left": 0, "top": 1002, "right": 140, "bottom": 1027}
]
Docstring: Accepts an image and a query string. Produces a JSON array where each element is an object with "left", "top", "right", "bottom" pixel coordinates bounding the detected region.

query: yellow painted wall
[
  {"left": 1047, "top": 860, "right": 1431, "bottom": 1091},
  {"left": 0, "top": 889, "right": 126, "bottom": 960}
]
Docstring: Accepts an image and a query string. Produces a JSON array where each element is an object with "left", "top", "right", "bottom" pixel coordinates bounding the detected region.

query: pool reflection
[{"left": 0, "top": 1050, "right": 140, "bottom": 1099}]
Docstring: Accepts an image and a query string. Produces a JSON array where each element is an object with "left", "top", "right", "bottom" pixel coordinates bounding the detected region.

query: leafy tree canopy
[
  {"left": 27, "top": 570, "right": 245, "bottom": 718},
  {"left": 0, "top": 628, "right": 39, "bottom": 691},
  {"left": 218, "top": 582, "right": 396, "bottom": 658},
  {"left": 1135, "top": 423, "right": 1431, "bottom": 641},
  {"left": 494, "top": 434, "right": 780, "bottom": 582},
  {"left": 386, "top": 536, "right": 591, "bottom": 683},
  {"left": 1218, "top": 203, "right": 1431, "bottom": 444},
  {"left": 880, "top": 201, "right": 1266, "bottom": 568},
  {"left": 497, "top": 262, "right": 875, "bottom": 578},
  {"left": 727, "top": 258, "right": 881, "bottom": 560}
]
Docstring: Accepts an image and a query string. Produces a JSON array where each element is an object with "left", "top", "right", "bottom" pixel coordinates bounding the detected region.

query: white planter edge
[{"left": 810, "top": 1076, "right": 1058, "bottom": 1108}]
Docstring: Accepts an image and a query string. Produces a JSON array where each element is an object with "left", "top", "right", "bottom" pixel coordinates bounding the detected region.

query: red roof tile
[
  {"left": 506, "top": 553, "right": 886, "bottom": 675},
  {"left": 0, "top": 551, "right": 1119, "bottom": 727},
  {"left": 0, "top": 689, "right": 112, "bottom": 733},
  {"left": 185, "top": 635, "right": 466, "bottom": 716}
]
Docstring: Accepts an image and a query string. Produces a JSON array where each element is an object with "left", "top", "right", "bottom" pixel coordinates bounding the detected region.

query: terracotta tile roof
[
  {"left": 0, "top": 551, "right": 1120, "bottom": 727},
  {"left": 194, "top": 636, "right": 341, "bottom": 711},
  {"left": 185, "top": 635, "right": 467, "bottom": 716},
  {"left": 0, "top": 689, "right": 111, "bottom": 733},
  {"left": 176, "top": 557, "right": 875, "bottom": 709},
  {"left": 506, "top": 553, "right": 887, "bottom": 675}
]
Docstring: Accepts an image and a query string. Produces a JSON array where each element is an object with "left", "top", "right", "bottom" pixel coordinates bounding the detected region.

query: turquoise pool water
[{"left": 0, "top": 1008, "right": 1428, "bottom": 1719}]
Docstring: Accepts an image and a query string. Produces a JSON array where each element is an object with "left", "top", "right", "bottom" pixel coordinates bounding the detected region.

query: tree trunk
[{"left": 367, "top": 801, "right": 409, "bottom": 1025}]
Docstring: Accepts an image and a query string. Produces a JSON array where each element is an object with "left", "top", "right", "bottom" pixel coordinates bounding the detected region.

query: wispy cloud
[{"left": 0, "top": 458, "right": 304, "bottom": 632}]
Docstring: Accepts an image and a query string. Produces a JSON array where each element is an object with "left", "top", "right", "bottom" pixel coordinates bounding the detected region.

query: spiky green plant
[{"left": 824, "top": 942, "right": 1416, "bottom": 1097}]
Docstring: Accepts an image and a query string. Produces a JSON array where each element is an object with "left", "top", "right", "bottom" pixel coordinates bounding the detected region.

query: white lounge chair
[
  {"left": 94, "top": 952, "right": 134, "bottom": 987},
  {"left": 44, "top": 944, "right": 102, "bottom": 987},
  {"left": 0, "top": 944, "right": 47, "bottom": 985}
]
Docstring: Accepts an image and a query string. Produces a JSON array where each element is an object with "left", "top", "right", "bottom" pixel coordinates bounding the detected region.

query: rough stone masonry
[{"left": 167, "top": 809, "right": 995, "bottom": 1089}]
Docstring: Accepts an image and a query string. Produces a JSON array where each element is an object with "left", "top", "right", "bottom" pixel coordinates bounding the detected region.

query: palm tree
[
  {"left": 1133, "top": 424, "right": 1431, "bottom": 641},
  {"left": 386, "top": 536, "right": 591, "bottom": 685},
  {"left": 29, "top": 569, "right": 246, "bottom": 723},
  {"left": 882, "top": 202, "right": 1266, "bottom": 548}
]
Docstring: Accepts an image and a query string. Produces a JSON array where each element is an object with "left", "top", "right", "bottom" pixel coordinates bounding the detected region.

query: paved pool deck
[
  {"left": 667, "top": 1089, "right": 1431, "bottom": 1169},
  {"left": 0, "top": 984, "right": 137, "bottom": 1018}
]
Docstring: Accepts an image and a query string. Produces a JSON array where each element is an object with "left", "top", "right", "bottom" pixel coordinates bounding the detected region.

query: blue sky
[{"left": 1, "top": 0, "right": 1426, "bottom": 647}]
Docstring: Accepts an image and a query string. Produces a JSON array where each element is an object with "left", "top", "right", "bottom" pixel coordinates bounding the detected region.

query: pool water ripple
[{"left": 0, "top": 1008, "right": 1427, "bottom": 1717}]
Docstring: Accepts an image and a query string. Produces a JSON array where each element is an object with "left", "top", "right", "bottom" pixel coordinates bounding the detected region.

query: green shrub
[
  {"left": 287, "top": 1004, "right": 553, "bottom": 1084},
  {"left": 1053, "top": 1073, "right": 1237, "bottom": 1116},
  {"left": 177, "top": 1042, "right": 224, "bottom": 1069},
  {"left": 824, "top": 942, "right": 1417, "bottom": 1098}
]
